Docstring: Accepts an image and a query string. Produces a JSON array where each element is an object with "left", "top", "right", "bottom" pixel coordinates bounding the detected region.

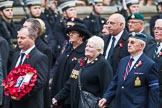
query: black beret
[{"left": 129, "top": 32, "right": 147, "bottom": 42}]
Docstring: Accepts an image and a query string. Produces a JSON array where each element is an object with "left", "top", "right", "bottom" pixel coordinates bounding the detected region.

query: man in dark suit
[
  {"left": 99, "top": 33, "right": 159, "bottom": 108},
  {"left": 146, "top": 19, "right": 162, "bottom": 108},
  {"left": 103, "top": 13, "right": 129, "bottom": 75},
  {"left": 127, "top": 13, "right": 155, "bottom": 52},
  {"left": 10, "top": 27, "right": 48, "bottom": 108},
  {"left": 23, "top": 18, "right": 52, "bottom": 108}
]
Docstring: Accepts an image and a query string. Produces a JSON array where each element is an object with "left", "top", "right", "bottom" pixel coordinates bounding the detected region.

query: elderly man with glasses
[
  {"left": 103, "top": 13, "right": 130, "bottom": 75},
  {"left": 146, "top": 19, "right": 162, "bottom": 108},
  {"left": 127, "top": 13, "right": 155, "bottom": 52}
]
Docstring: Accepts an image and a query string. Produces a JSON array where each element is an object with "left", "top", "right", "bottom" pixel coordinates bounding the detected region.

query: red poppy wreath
[{"left": 2, "top": 64, "right": 37, "bottom": 99}]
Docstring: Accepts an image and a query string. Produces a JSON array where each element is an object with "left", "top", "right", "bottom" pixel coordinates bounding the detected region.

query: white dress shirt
[
  {"left": 15, "top": 45, "right": 35, "bottom": 67},
  {"left": 105, "top": 30, "right": 124, "bottom": 59}
]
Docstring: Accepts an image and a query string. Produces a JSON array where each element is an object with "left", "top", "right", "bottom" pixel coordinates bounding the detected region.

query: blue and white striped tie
[{"left": 153, "top": 43, "right": 160, "bottom": 58}]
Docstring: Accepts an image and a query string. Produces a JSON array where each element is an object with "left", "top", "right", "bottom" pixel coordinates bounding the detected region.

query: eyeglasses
[
  {"left": 153, "top": 27, "right": 162, "bottom": 31},
  {"left": 106, "top": 21, "right": 121, "bottom": 25}
]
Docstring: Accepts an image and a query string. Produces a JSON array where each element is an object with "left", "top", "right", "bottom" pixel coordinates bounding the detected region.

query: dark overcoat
[
  {"left": 51, "top": 42, "right": 87, "bottom": 103},
  {"left": 55, "top": 54, "right": 113, "bottom": 108}
]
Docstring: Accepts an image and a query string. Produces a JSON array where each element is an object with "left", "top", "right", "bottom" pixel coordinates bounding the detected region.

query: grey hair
[
  {"left": 25, "top": 18, "right": 42, "bottom": 36},
  {"left": 155, "top": 19, "right": 162, "bottom": 24},
  {"left": 19, "top": 27, "right": 37, "bottom": 39},
  {"left": 88, "top": 35, "right": 104, "bottom": 54},
  {"left": 130, "top": 37, "right": 146, "bottom": 49},
  {"left": 138, "top": 38, "right": 146, "bottom": 49}
]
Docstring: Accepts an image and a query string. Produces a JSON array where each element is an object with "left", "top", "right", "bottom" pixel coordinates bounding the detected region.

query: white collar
[{"left": 20, "top": 45, "right": 35, "bottom": 55}]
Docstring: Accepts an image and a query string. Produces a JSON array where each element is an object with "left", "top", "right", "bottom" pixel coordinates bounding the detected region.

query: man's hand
[
  {"left": 11, "top": 96, "right": 20, "bottom": 101},
  {"left": 98, "top": 98, "right": 107, "bottom": 108},
  {"left": 52, "top": 98, "right": 58, "bottom": 106}
]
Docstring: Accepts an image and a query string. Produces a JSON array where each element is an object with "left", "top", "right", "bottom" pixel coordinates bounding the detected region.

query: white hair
[
  {"left": 138, "top": 38, "right": 146, "bottom": 49},
  {"left": 129, "top": 37, "right": 146, "bottom": 49},
  {"left": 88, "top": 35, "right": 104, "bottom": 54},
  {"left": 155, "top": 19, "right": 162, "bottom": 24}
]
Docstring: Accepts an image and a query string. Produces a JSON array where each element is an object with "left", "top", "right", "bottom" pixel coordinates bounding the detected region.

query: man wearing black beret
[{"left": 99, "top": 32, "right": 159, "bottom": 108}]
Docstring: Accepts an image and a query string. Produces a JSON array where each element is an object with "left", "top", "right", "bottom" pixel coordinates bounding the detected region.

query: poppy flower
[
  {"left": 134, "top": 61, "right": 142, "bottom": 69},
  {"left": 2, "top": 64, "right": 37, "bottom": 99},
  {"left": 26, "top": 54, "right": 30, "bottom": 59},
  {"left": 119, "top": 42, "right": 124, "bottom": 48}
]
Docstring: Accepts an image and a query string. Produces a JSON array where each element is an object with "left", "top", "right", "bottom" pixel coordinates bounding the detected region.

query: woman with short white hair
[
  {"left": 87, "top": 35, "right": 104, "bottom": 54},
  {"left": 52, "top": 35, "right": 113, "bottom": 108}
]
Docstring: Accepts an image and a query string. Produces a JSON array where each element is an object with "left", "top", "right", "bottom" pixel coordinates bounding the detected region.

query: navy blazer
[{"left": 103, "top": 53, "right": 159, "bottom": 108}]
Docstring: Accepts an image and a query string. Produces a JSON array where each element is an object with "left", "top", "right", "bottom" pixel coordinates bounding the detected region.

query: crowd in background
[{"left": 11, "top": 0, "right": 155, "bottom": 7}]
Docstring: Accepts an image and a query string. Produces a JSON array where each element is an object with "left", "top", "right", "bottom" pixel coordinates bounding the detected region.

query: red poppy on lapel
[
  {"left": 26, "top": 54, "right": 30, "bottom": 59},
  {"left": 158, "top": 52, "right": 162, "bottom": 58},
  {"left": 134, "top": 61, "right": 142, "bottom": 69},
  {"left": 79, "top": 59, "right": 84, "bottom": 67},
  {"left": 119, "top": 42, "right": 124, "bottom": 48}
]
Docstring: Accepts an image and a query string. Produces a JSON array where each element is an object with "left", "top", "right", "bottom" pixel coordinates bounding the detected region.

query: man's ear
[
  {"left": 62, "top": 11, "right": 67, "bottom": 18},
  {"left": 0, "top": 10, "right": 2, "bottom": 15},
  {"left": 140, "top": 43, "right": 144, "bottom": 49},
  {"left": 27, "top": 7, "right": 31, "bottom": 14}
]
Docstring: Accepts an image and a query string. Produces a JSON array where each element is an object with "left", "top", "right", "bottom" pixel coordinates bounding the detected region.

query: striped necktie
[
  {"left": 124, "top": 58, "right": 134, "bottom": 80},
  {"left": 19, "top": 53, "right": 25, "bottom": 65},
  {"left": 153, "top": 43, "right": 160, "bottom": 58}
]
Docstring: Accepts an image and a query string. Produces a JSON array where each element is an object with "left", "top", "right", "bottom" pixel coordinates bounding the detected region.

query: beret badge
[{"left": 131, "top": 14, "right": 135, "bottom": 19}]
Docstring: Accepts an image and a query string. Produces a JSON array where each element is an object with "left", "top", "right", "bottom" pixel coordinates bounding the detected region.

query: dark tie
[
  {"left": 19, "top": 53, "right": 25, "bottom": 65},
  {"left": 153, "top": 43, "right": 160, "bottom": 58},
  {"left": 123, "top": 58, "right": 134, "bottom": 80},
  {"left": 108, "top": 37, "right": 116, "bottom": 59}
]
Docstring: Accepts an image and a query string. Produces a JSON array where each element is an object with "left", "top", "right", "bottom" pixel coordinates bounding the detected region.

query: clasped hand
[
  {"left": 98, "top": 98, "right": 107, "bottom": 108},
  {"left": 52, "top": 98, "right": 58, "bottom": 106}
]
